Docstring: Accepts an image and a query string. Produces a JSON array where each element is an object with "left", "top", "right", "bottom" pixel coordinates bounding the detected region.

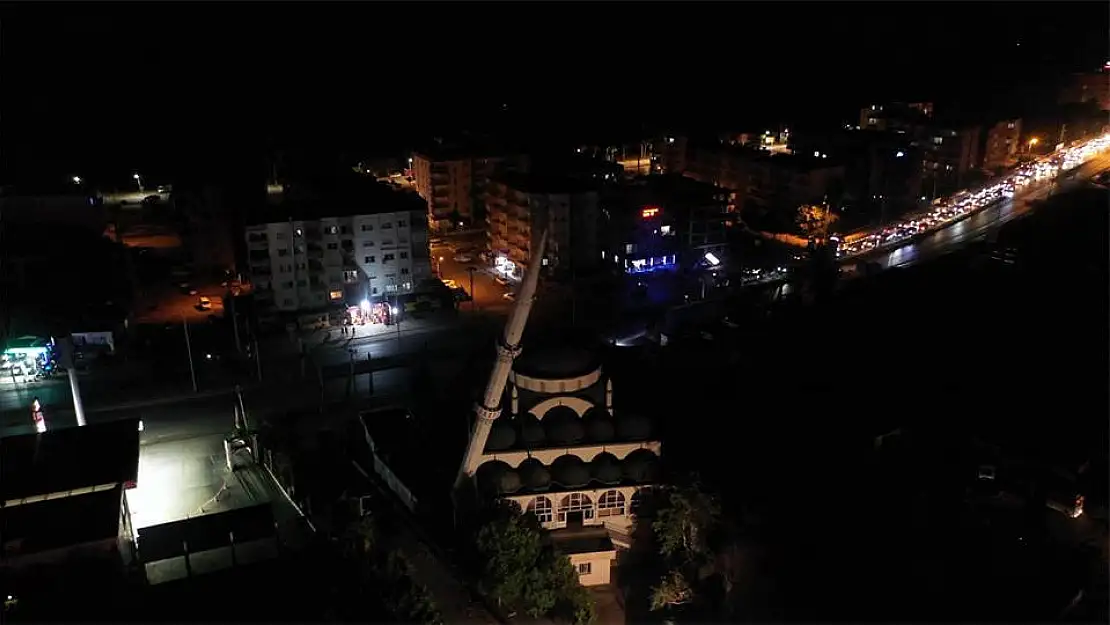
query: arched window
[
  {"left": 597, "top": 490, "right": 626, "bottom": 517},
  {"left": 527, "top": 496, "right": 554, "bottom": 523},
  {"left": 558, "top": 492, "right": 594, "bottom": 522}
]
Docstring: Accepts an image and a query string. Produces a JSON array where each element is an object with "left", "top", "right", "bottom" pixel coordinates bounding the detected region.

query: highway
[{"left": 844, "top": 138, "right": 1110, "bottom": 272}]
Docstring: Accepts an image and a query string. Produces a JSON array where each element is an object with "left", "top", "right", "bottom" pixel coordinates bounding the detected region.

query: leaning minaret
[{"left": 455, "top": 230, "right": 549, "bottom": 488}]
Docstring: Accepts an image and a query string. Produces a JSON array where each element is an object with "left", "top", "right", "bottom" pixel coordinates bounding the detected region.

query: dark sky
[{"left": 3, "top": 2, "right": 1106, "bottom": 186}]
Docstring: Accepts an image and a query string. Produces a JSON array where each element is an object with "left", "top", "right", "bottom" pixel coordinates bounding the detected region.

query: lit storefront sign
[
  {"left": 625, "top": 255, "right": 677, "bottom": 274},
  {"left": 641, "top": 207, "right": 660, "bottom": 219}
]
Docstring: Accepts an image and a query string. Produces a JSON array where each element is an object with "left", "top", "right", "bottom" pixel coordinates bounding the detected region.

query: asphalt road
[
  {"left": 432, "top": 242, "right": 514, "bottom": 314},
  {"left": 854, "top": 153, "right": 1110, "bottom": 272}
]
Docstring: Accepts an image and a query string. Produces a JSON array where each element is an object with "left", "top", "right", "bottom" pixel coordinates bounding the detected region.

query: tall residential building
[
  {"left": 244, "top": 181, "right": 430, "bottom": 326},
  {"left": 486, "top": 172, "right": 599, "bottom": 278},
  {"left": 982, "top": 119, "right": 1023, "bottom": 171},
  {"left": 412, "top": 142, "right": 528, "bottom": 231},
  {"left": 858, "top": 102, "right": 934, "bottom": 132},
  {"left": 1058, "top": 70, "right": 1110, "bottom": 111}
]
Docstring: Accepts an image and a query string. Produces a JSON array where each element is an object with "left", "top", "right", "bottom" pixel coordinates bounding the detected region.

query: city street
[
  {"left": 851, "top": 150, "right": 1110, "bottom": 272},
  {"left": 432, "top": 240, "right": 514, "bottom": 314}
]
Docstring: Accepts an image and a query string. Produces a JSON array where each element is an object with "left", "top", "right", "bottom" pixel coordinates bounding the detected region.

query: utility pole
[
  {"left": 253, "top": 338, "right": 262, "bottom": 381},
  {"left": 467, "top": 266, "right": 477, "bottom": 312},
  {"left": 183, "top": 317, "right": 198, "bottom": 393},
  {"left": 229, "top": 294, "right": 242, "bottom": 353}
]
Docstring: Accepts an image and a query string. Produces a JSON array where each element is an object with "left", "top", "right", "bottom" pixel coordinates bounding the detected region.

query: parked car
[{"left": 197, "top": 296, "right": 212, "bottom": 311}]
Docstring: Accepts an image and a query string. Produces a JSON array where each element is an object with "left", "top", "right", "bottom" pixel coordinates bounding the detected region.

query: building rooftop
[
  {"left": 352, "top": 407, "right": 458, "bottom": 502},
  {"left": 248, "top": 177, "right": 426, "bottom": 226},
  {"left": 1, "top": 485, "right": 124, "bottom": 557},
  {"left": 1, "top": 419, "right": 140, "bottom": 502},
  {"left": 493, "top": 171, "right": 598, "bottom": 195},
  {"left": 550, "top": 527, "right": 615, "bottom": 555}
]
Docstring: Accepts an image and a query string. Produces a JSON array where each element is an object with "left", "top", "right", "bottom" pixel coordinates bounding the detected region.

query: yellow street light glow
[{"left": 1028, "top": 137, "right": 1039, "bottom": 146}]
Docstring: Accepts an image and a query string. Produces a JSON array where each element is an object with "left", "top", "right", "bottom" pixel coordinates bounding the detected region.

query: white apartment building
[{"left": 246, "top": 197, "right": 431, "bottom": 317}]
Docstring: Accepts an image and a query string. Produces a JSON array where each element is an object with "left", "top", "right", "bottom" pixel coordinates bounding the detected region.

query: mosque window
[
  {"left": 527, "top": 496, "right": 554, "bottom": 523},
  {"left": 598, "top": 490, "right": 626, "bottom": 517},
  {"left": 558, "top": 492, "right": 595, "bottom": 522}
]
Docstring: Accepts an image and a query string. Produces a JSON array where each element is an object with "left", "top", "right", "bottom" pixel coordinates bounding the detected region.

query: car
[
  {"left": 502, "top": 292, "right": 516, "bottom": 301},
  {"left": 197, "top": 296, "right": 212, "bottom": 311},
  {"left": 454, "top": 254, "right": 474, "bottom": 263}
]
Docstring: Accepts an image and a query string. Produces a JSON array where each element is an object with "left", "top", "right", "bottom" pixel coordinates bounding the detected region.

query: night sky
[{"left": 3, "top": 3, "right": 1105, "bottom": 187}]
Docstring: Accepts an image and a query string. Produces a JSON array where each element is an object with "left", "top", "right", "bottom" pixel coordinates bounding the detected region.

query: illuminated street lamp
[
  {"left": 71, "top": 175, "right": 82, "bottom": 185},
  {"left": 133, "top": 172, "right": 145, "bottom": 192}
]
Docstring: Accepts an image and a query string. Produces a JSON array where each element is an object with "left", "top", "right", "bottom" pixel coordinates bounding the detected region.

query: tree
[
  {"left": 651, "top": 570, "right": 693, "bottom": 611},
  {"left": 472, "top": 504, "right": 596, "bottom": 624},
  {"left": 796, "top": 203, "right": 839, "bottom": 242},
  {"left": 333, "top": 516, "right": 443, "bottom": 624},
  {"left": 654, "top": 484, "right": 722, "bottom": 561},
  {"left": 646, "top": 483, "right": 737, "bottom": 618}
]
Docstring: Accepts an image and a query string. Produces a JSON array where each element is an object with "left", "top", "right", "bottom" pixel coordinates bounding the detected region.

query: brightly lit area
[
  {"left": 121, "top": 406, "right": 301, "bottom": 584},
  {"left": 838, "top": 133, "right": 1110, "bottom": 259}
]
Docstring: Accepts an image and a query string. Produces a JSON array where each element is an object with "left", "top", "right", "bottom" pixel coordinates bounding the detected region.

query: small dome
[
  {"left": 544, "top": 405, "right": 584, "bottom": 446},
  {"left": 550, "top": 454, "right": 590, "bottom": 488},
  {"left": 616, "top": 413, "right": 653, "bottom": 441},
  {"left": 518, "top": 458, "right": 551, "bottom": 491},
  {"left": 476, "top": 460, "right": 522, "bottom": 496},
  {"left": 622, "top": 449, "right": 661, "bottom": 483},
  {"left": 519, "top": 413, "right": 545, "bottom": 447},
  {"left": 485, "top": 418, "right": 517, "bottom": 452},
  {"left": 582, "top": 407, "right": 615, "bottom": 443},
  {"left": 590, "top": 452, "right": 623, "bottom": 485}
]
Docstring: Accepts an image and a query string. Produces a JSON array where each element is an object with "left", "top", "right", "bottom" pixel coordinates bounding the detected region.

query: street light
[
  {"left": 71, "top": 176, "right": 82, "bottom": 185},
  {"left": 133, "top": 172, "right": 144, "bottom": 192}
]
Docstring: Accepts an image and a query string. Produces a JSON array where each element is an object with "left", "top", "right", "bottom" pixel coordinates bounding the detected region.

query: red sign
[{"left": 641, "top": 207, "right": 660, "bottom": 219}]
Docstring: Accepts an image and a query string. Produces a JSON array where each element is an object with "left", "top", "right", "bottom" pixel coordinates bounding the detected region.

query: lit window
[
  {"left": 328, "top": 290, "right": 342, "bottom": 301},
  {"left": 577, "top": 563, "right": 592, "bottom": 575},
  {"left": 558, "top": 493, "right": 594, "bottom": 522},
  {"left": 527, "top": 496, "right": 554, "bottom": 523},
  {"left": 295, "top": 228, "right": 303, "bottom": 237},
  {"left": 625, "top": 243, "right": 634, "bottom": 254},
  {"left": 660, "top": 225, "right": 672, "bottom": 235},
  {"left": 325, "top": 226, "right": 338, "bottom": 235},
  {"left": 598, "top": 490, "right": 626, "bottom": 517}
]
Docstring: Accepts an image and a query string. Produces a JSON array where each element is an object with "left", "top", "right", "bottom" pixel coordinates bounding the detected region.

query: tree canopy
[{"left": 471, "top": 502, "right": 596, "bottom": 624}]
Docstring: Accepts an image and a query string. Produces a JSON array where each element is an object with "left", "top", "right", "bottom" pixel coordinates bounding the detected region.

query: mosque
[{"left": 455, "top": 232, "right": 662, "bottom": 586}]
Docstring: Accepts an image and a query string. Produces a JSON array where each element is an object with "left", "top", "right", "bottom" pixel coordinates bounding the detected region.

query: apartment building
[
  {"left": 858, "top": 102, "right": 934, "bottom": 132},
  {"left": 982, "top": 119, "right": 1023, "bottom": 172},
  {"left": 601, "top": 175, "right": 733, "bottom": 274},
  {"left": 245, "top": 182, "right": 431, "bottom": 323},
  {"left": 486, "top": 172, "right": 599, "bottom": 278},
  {"left": 1058, "top": 69, "right": 1110, "bottom": 111},
  {"left": 412, "top": 142, "right": 528, "bottom": 231}
]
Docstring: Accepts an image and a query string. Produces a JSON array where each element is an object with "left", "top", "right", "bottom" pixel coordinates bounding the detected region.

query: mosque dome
[
  {"left": 543, "top": 405, "right": 585, "bottom": 446},
  {"left": 518, "top": 413, "right": 546, "bottom": 447},
  {"left": 513, "top": 344, "right": 601, "bottom": 380},
  {"left": 475, "top": 460, "right": 522, "bottom": 496},
  {"left": 590, "top": 452, "right": 623, "bottom": 485},
  {"left": 518, "top": 457, "right": 552, "bottom": 491},
  {"left": 550, "top": 454, "right": 591, "bottom": 488},
  {"left": 485, "top": 417, "right": 517, "bottom": 452},
  {"left": 622, "top": 448, "right": 661, "bottom": 483},
  {"left": 582, "top": 407, "right": 615, "bottom": 443}
]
